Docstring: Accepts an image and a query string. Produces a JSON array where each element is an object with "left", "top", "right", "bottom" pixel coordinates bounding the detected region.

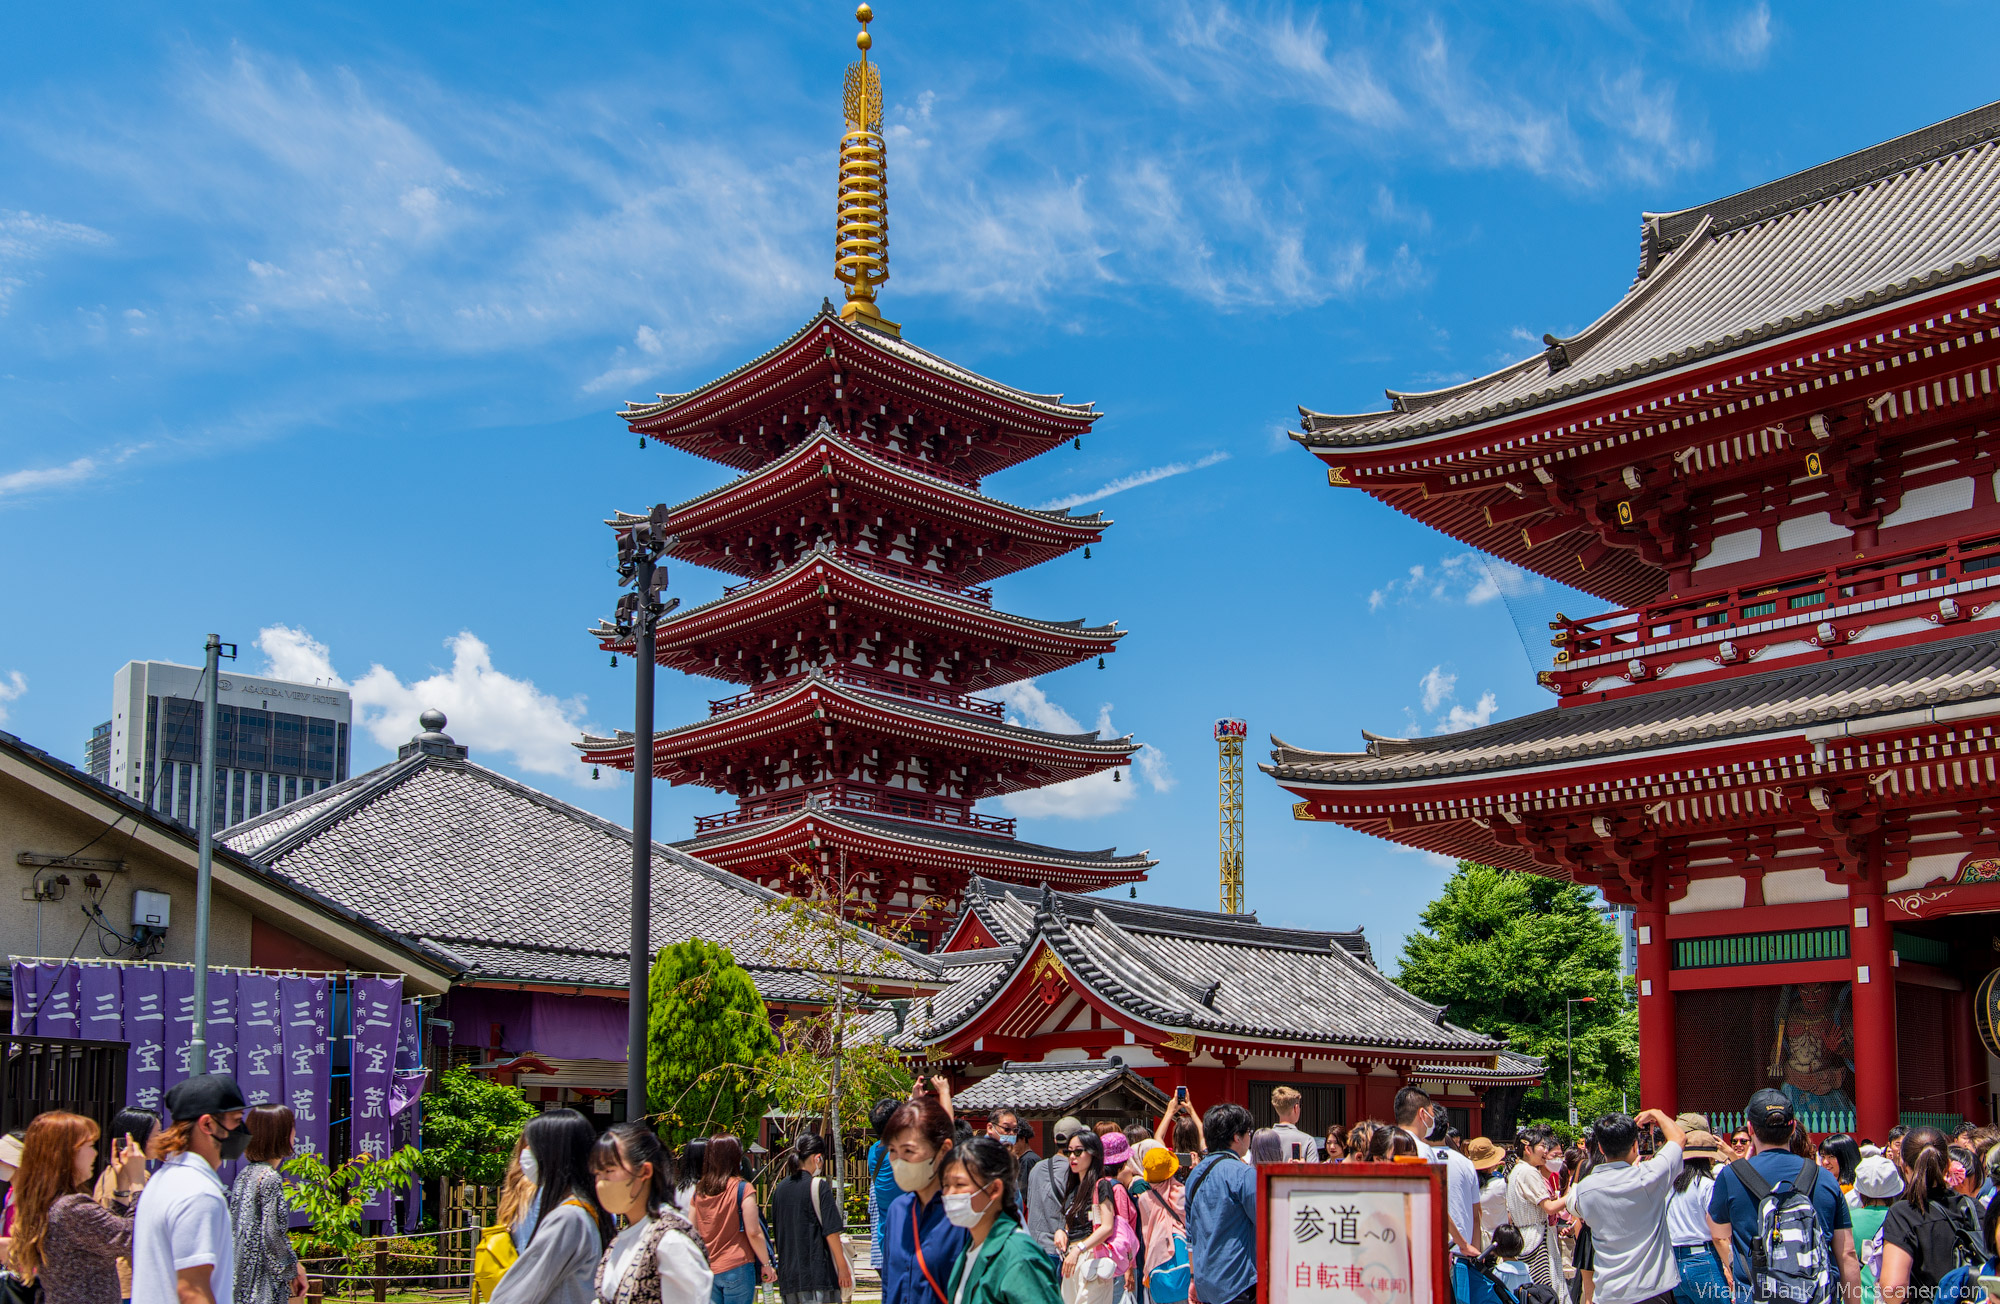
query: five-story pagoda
[{"left": 580, "top": 8, "right": 1153, "bottom": 947}]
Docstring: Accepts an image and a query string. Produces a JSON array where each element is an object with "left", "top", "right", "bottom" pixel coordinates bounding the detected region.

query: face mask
[
  {"left": 1548, "top": 1157, "right": 1564, "bottom": 1175},
  {"left": 891, "top": 1156, "right": 938, "bottom": 1192},
  {"left": 215, "top": 1119, "right": 252, "bottom": 1163},
  {"left": 994, "top": 1133, "right": 1016, "bottom": 1146},
  {"left": 943, "top": 1183, "right": 997, "bottom": 1228},
  {"left": 520, "top": 1150, "right": 540, "bottom": 1184},
  {"left": 1426, "top": 1112, "right": 1449, "bottom": 1143}
]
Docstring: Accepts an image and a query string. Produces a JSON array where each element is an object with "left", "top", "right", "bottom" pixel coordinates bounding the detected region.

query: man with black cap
[
  {"left": 133, "top": 1074, "right": 253, "bottom": 1304},
  {"left": 1704, "top": 1088, "right": 1858, "bottom": 1304}
]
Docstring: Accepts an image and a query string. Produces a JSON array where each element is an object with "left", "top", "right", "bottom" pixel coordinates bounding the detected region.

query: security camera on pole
[{"left": 615, "top": 507, "right": 678, "bottom": 1119}]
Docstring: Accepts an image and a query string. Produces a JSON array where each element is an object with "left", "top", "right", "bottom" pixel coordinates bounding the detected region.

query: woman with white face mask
[
  {"left": 880, "top": 1094, "right": 968, "bottom": 1304},
  {"left": 939, "top": 1137, "right": 1061, "bottom": 1304}
]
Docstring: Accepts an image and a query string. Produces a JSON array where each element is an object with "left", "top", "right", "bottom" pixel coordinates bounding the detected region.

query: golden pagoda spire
[{"left": 835, "top": 3, "right": 898, "bottom": 336}]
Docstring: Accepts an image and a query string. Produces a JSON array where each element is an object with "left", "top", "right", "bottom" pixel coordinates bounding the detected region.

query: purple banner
[
  {"left": 122, "top": 966, "right": 166, "bottom": 1114},
  {"left": 237, "top": 975, "right": 283, "bottom": 1106},
  {"left": 164, "top": 968, "right": 196, "bottom": 1091},
  {"left": 80, "top": 966, "right": 123, "bottom": 1046},
  {"left": 37, "top": 965, "right": 81, "bottom": 1038},
  {"left": 204, "top": 971, "right": 238, "bottom": 1077},
  {"left": 352, "top": 978, "right": 402, "bottom": 1216},
  {"left": 9, "top": 962, "right": 39, "bottom": 1033},
  {"left": 397, "top": 1002, "right": 421, "bottom": 1071},
  {"left": 281, "top": 975, "right": 330, "bottom": 1161}
]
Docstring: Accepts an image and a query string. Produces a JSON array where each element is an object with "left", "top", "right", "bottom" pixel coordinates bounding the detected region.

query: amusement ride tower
[{"left": 580, "top": 7, "right": 1153, "bottom": 947}]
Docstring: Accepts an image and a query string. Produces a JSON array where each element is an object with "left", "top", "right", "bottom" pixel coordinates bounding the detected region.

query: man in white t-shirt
[
  {"left": 1395, "top": 1086, "right": 1481, "bottom": 1302},
  {"left": 1268, "top": 1086, "right": 1323, "bottom": 1162},
  {"left": 133, "top": 1074, "right": 253, "bottom": 1304}
]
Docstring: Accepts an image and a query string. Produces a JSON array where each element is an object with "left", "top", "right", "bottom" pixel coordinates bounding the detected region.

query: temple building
[
  {"left": 1268, "top": 100, "right": 2000, "bottom": 1139},
  {"left": 580, "top": 9, "right": 1152, "bottom": 946}
]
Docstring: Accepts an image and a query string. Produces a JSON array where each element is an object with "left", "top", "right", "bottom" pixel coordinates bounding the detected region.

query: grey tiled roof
[
  {"left": 953, "top": 1059, "right": 1169, "bottom": 1115},
  {"left": 1412, "top": 1050, "right": 1545, "bottom": 1084},
  {"left": 900, "top": 879, "right": 1514, "bottom": 1058},
  {"left": 220, "top": 748, "right": 940, "bottom": 998},
  {"left": 677, "top": 806, "right": 1155, "bottom": 882},
  {"left": 1299, "top": 99, "right": 2000, "bottom": 448},
  {"left": 1263, "top": 625, "right": 2000, "bottom": 788}
]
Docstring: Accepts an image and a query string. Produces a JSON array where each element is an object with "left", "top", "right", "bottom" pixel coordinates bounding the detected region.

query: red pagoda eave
[
  {"left": 622, "top": 311, "right": 1098, "bottom": 477},
  {"left": 1308, "top": 274, "right": 2000, "bottom": 486},
  {"left": 680, "top": 809, "right": 1153, "bottom": 892},
  {"left": 633, "top": 431, "right": 1107, "bottom": 583},
  {"left": 576, "top": 675, "right": 1136, "bottom": 790},
  {"left": 593, "top": 550, "right": 1125, "bottom": 689}
]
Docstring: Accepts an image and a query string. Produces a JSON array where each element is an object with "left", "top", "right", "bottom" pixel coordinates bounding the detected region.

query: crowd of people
[{"left": 8, "top": 1073, "right": 2000, "bottom": 1304}]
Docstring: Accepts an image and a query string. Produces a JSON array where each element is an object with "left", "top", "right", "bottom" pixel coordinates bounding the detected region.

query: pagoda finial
[{"left": 835, "top": 4, "right": 899, "bottom": 336}]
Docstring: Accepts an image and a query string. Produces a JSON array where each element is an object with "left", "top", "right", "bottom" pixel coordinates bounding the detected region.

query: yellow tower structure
[
  {"left": 1214, "top": 718, "right": 1246, "bottom": 913},
  {"left": 835, "top": 4, "right": 898, "bottom": 336}
]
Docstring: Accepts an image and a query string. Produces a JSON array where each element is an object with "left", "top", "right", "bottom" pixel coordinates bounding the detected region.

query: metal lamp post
[
  {"left": 616, "top": 508, "right": 677, "bottom": 1120},
  {"left": 1566, "top": 995, "right": 1597, "bottom": 1128},
  {"left": 191, "top": 634, "right": 237, "bottom": 1067}
]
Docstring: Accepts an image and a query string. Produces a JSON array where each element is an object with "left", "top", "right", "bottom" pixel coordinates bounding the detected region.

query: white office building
[{"left": 91, "top": 661, "right": 353, "bottom": 829}]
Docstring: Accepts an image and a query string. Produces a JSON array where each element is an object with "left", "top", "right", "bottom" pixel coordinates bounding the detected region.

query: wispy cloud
[
  {"left": 988, "top": 680, "right": 1172, "bottom": 820},
  {"left": 1368, "top": 552, "right": 1541, "bottom": 611},
  {"left": 1039, "top": 451, "right": 1229, "bottom": 511},
  {"left": 0, "top": 210, "right": 110, "bottom": 311},
  {"left": 1405, "top": 664, "right": 1498, "bottom": 735},
  {"left": 0, "top": 444, "right": 150, "bottom": 504},
  {"left": 0, "top": 671, "right": 25, "bottom": 725},
  {"left": 255, "top": 624, "right": 597, "bottom": 779}
]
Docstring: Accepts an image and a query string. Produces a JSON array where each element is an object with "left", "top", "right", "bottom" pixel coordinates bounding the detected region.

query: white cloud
[
  {"left": 1038, "top": 451, "right": 1229, "bottom": 512},
  {"left": 1717, "top": 4, "right": 1774, "bottom": 66},
  {"left": 0, "top": 210, "right": 110, "bottom": 310},
  {"left": 0, "top": 444, "right": 150, "bottom": 504},
  {"left": 255, "top": 624, "right": 595, "bottom": 779},
  {"left": 987, "top": 682, "right": 1170, "bottom": 819},
  {"left": 1406, "top": 665, "right": 1498, "bottom": 736},
  {"left": 0, "top": 671, "right": 25, "bottom": 725},
  {"left": 1369, "top": 552, "right": 1541, "bottom": 610},
  {"left": 1389, "top": 843, "right": 1457, "bottom": 870}
]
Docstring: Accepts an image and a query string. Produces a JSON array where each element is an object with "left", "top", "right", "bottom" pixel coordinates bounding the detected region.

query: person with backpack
[
  {"left": 589, "top": 1123, "right": 711, "bottom": 1304},
  {"left": 770, "top": 1134, "right": 852, "bottom": 1304},
  {"left": 1132, "top": 1145, "right": 1189, "bottom": 1304},
  {"left": 1053, "top": 1130, "right": 1118, "bottom": 1304},
  {"left": 1849, "top": 1155, "right": 1902, "bottom": 1304},
  {"left": 937, "top": 1136, "right": 1061, "bottom": 1304},
  {"left": 1097, "top": 1135, "right": 1143, "bottom": 1304},
  {"left": 1876, "top": 1128, "right": 1986, "bottom": 1304},
  {"left": 1184, "top": 1104, "right": 1259, "bottom": 1304},
  {"left": 1703, "top": 1090, "right": 1858, "bottom": 1304},
  {"left": 689, "top": 1135, "right": 776, "bottom": 1304},
  {"left": 490, "top": 1110, "right": 615, "bottom": 1304}
]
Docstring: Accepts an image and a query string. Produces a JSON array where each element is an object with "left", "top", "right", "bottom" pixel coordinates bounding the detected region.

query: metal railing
[
  {"left": 0, "top": 1035, "right": 129, "bottom": 1148},
  {"left": 1544, "top": 532, "right": 2000, "bottom": 692},
  {"left": 694, "top": 785, "right": 1016, "bottom": 837},
  {"left": 708, "top": 666, "right": 1004, "bottom": 719}
]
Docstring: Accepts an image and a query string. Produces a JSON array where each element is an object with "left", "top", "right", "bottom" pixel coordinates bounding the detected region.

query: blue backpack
[{"left": 1142, "top": 1185, "right": 1192, "bottom": 1304}]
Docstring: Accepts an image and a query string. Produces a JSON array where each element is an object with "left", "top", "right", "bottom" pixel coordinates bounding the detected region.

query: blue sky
[{"left": 3, "top": 1, "right": 1995, "bottom": 968}]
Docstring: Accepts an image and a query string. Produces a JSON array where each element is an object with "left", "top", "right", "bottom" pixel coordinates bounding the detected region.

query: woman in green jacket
[{"left": 941, "top": 1137, "right": 1063, "bottom": 1304}]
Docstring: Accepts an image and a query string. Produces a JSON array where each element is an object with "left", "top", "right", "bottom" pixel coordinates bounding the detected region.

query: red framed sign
[{"left": 1257, "top": 1162, "right": 1448, "bottom": 1304}]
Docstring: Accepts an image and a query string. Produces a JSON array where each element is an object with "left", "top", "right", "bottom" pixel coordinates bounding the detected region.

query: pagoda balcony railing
[
  {"left": 719, "top": 546, "right": 994, "bottom": 605},
  {"left": 707, "top": 666, "right": 1006, "bottom": 719},
  {"left": 839, "top": 430, "right": 982, "bottom": 490},
  {"left": 692, "top": 784, "right": 1016, "bottom": 837},
  {"left": 1542, "top": 533, "right": 2000, "bottom": 693}
]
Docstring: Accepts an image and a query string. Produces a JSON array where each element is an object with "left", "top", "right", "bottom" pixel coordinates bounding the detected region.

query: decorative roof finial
[{"left": 835, "top": 3, "right": 899, "bottom": 336}]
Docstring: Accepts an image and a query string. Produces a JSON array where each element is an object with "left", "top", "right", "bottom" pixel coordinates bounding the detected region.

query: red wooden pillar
[
  {"left": 1346, "top": 1059, "right": 1373, "bottom": 1122},
  {"left": 1636, "top": 903, "right": 1677, "bottom": 1114},
  {"left": 1850, "top": 889, "right": 1899, "bottom": 1139},
  {"left": 1221, "top": 1052, "right": 1242, "bottom": 1105}
]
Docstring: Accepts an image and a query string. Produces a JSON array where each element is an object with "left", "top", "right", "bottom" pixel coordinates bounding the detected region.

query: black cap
[
  {"left": 1746, "top": 1088, "right": 1794, "bottom": 1128},
  {"left": 164, "top": 1073, "right": 246, "bottom": 1123}
]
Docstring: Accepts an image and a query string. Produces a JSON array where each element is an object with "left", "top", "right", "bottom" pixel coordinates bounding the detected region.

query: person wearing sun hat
[
  {"left": 1849, "top": 1155, "right": 1902, "bottom": 1304},
  {"left": 1467, "top": 1139, "right": 1509, "bottom": 1252},
  {"left": 1665, "top": 1132, "right": 1730, "bottom": 1304}
]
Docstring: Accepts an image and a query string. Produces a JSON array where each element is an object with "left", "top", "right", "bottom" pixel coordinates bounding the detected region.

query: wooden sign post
[{"left": 1257, "top": 1162, "right": 1448, "bottom": 1304}]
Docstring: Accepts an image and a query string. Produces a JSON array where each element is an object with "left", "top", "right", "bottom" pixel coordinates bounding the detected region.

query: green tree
[
  {"left": 284, "top": 1145, "right": 422, "bottom": 1285},
  {"left": 415, "top": 1066, "right": 536, "bottom": 1187},
  {"left": 647, "top": 937, "right": 780, "bottom": 1143},
  {"left": 1398, "top": 862, "right": 1639, "bottom": 1133}
]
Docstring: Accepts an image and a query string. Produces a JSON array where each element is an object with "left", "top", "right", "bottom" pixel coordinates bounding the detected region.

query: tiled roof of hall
[
  {"left": 219, "top": 714, "right": 942, "bottom": 997},
  {"left": 1263, "top": 624, "right": 2000, "bottom": 788},
  {"left": 606, "top": 423, "right": 1109, "bottom": 531},
  {"left": 888, "top": 878, "right": 1509, "bottom": 1057},
  {"left": 675, "top": 805, "right": 1156, "bottom": 879},
  {"left": 590, "top": 545, "right": 1127, "bottom": 644},
  {"left": 952, "top": 1059, "right": 1169, "bottom": 1116},
  {"left": 1298, "top": 98, "right": 2000, "bottom": 450},
  {"left": 619, "top": 303, "right": 1101, "bottom": 427}
]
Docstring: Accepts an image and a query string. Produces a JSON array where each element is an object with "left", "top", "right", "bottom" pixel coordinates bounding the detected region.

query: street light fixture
[
  {"left": 1566, "top": 996, "right": 1597, "bottom": 1128},
  {"left": 615, "top": 507, "right": 679, "bottom": 1120}
]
